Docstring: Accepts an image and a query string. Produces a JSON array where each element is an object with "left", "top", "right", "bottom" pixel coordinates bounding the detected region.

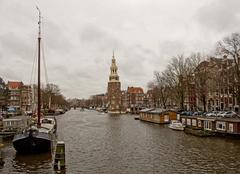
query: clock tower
[{"left": 107, "top": 52, "right": 121, "bottom": 113}]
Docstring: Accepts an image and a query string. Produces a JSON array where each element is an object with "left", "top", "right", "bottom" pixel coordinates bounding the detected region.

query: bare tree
[
  {"left": 147, "top": 81, "right": 160, "bottom": 107},
  {"left": 194, "top": 61, "right": 209, "bottom": 111},
  {"left": 161, "top": 54, "right": 201, "bottom": 110},
  {"left": 42, "top": 83, "right": 68, "bottom": 109},
  {"left": 216, "top": 33, "right": 240, "bottom": 106},
  {"left": 154, "top": 71, "right": 171, "bottom": 109},
  {"left": 162, "top": 55, "right": 191, "bottom": 110},
  {"left": 0, "top": 77, "right": 7, "bottom": 110}
]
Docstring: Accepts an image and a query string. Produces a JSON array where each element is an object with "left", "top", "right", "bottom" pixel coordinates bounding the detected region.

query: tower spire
[
  {"left": 107, "top": 51, "right": 121, "bottom": 114},
  {"left": 109, "top": 52, "right": 119, "bottom": 82}
]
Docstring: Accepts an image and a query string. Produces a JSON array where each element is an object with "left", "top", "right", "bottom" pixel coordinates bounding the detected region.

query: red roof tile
[
  {"left": 8, "top": 81, "right": 23, "bottom": 89},
  {"left": 127, "top": 87, "right": 144, "bottom": 94}
]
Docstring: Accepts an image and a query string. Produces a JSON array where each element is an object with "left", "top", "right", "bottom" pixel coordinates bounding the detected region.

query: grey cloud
[
  {"left": 159, "top": 41, "right": 185, "bottom": 57},
  {"left": 0, "top": 32, "right": 33, "bottom": 60},
  {"left": 196, "top": 0, "right": 240, "bottom": 33},
  {"left": 1, "top": 0, "right": 239, "bottom": 98},
  {"left": 79, "top": 24, "right": 122, "bottom": 51},
  {"left": 44, "top": 20, "right": 74, "bottom": 54}
]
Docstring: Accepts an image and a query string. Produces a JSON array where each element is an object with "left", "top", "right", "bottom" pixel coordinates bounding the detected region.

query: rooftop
[
  {"left": 127, "top": 87, "right": 144, "bottom": 94},
  {"left": 8, "top": 81, "right": 23, "bottom": 89}
]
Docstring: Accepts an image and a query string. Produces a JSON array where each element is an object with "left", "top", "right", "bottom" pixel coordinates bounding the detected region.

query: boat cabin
[
  {"left": 139, "top": 108, "right": 177, "bottom": 124},
  {"left": 2, "top": 118, "right": 29, "bottom": 132},
  {"left": 180, "top": 115, "right": 240, "bottom": 135}
]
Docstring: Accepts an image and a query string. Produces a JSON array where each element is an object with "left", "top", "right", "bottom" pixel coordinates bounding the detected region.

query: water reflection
[
  {"left": 0, "top": 109, "right": 240, "bottom": 173},
  {"left": 13, "top": 152, "right": 52, "bottom": 173}
]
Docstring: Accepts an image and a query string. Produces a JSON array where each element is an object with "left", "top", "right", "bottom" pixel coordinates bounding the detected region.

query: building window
[
  {"left": 225, "top": 89, "right": 228, "bottom": 94},
  {"left": 187, "top": 119, "right": 191, "bottom": 126},
  {"left": 216, "top": 121, "right": 226, "bottom": 131},
  {"left": 228, "top": 123, "right": 234, "bottom": 133}
]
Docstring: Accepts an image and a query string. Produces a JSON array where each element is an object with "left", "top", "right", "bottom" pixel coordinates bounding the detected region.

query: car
[
  {"left": 217, "top": 111, "right": 226, "bottom": 117},
  {"left": 206, "top": 111, "right": 218, "bottom": 117},
  {"left": 193, "top": 111, "right": 204, "bottom": 116},
  {"left": 223, "top": 111, "right": 237, "bottom": 118},
  {"left": 25, "top": 111, "right": 33, "bottom": 116}
]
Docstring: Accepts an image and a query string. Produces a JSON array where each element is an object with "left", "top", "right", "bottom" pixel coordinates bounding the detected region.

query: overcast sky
[{"left": 0, "top": 0, "right": 240, "bottom": 98}]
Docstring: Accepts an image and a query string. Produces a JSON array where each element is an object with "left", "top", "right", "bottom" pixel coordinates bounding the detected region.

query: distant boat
[
  {"left": 134, "top": 116, "right": 139, "bottom": 120},
  {"left": 12, "top": 8, "right": 56, "bottom": 154},
  {"left": 168, "top": 120, "right": 185, "bottom": 131}
]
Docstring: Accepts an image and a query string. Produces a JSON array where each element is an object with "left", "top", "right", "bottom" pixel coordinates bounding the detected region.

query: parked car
[
  {"left": 24, "top": 111, "right": 33, "bottom": 116},
  {"left": 193, "top": 111, "right": 204, "bottom": 116},
  {"left": 222, "top": 111, "right": 237, "bottom": 118},
  {"left": 217, "top": 111, "right": 226, "bottom": 117},
  {"left": 206, "top": 111, "right": 218, "bottom": 117}
]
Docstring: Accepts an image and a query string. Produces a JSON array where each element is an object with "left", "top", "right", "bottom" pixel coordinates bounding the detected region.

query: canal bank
[{"left": 0, "top": 109, "right": 240, "bottom": 173}]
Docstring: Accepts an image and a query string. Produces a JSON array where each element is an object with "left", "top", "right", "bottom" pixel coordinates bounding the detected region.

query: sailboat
[{"left": 12, "top": 8, "right": 56, "bottom": 154}]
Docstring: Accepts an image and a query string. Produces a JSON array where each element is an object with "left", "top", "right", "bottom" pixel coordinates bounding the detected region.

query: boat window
[
  {"left": 181, "top": 118, "right": 185, "bottom": 125},
  {"left": 198, "top": 120, "right": 201, "bottom": 127},
  {"left": 216, "top": 121, "right": 226, "bottom": 131},
  {"left": 42, "top": 119, "right": 52, "bottom": 124},
  {"left": 228, "top": 123, "right": 233, "bottom": 132},
  {"left": 192, "top": 119, "right": 197, "bottom": 126},
  {"left": 204, "top": 121, "right": 212, "bottom": 130}
]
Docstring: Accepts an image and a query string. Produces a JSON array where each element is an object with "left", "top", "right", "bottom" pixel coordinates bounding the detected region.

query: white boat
[
  {"left": 168, "top": 120, "right": 185, "bottom": 131},
  {"left": 40, "top": 117, "right": 57, "bottom": 134}
]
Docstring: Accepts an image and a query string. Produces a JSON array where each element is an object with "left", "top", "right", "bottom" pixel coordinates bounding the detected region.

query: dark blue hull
[{"left": 13, "top": 132, "right": 52, "bottom": 154}]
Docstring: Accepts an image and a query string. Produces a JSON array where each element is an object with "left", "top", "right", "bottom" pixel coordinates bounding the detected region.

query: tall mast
[{"left": 37, "top": 7, "right": 41, "bottom": 127}]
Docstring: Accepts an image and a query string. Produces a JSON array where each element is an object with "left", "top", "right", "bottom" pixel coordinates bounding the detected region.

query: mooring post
[{"left": 54, "top": 141, "right": 65, "bottom": 170}]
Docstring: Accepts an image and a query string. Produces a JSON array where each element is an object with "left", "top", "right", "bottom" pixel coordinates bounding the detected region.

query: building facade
[
  {"left": 107, "top": 53, "right": 122, "bottom": 113},
  {"left": 21, "top": 85, "right": 32, "bottom": 113},
  {"left": 127, "top": 87, "right": 144, "bottom": 113},
  {"left": 194, "top": 56, "right": 236, "bottom": 112},
  {"left": 7, "top": 81, "right": 23, "bottom": 114}
]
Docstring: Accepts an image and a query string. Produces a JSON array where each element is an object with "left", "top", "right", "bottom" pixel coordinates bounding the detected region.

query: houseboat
[
  {"left": 139, "top": 108, "right": 177, "bottom": 124},
  {"left": 180, "top": 115, "right": 240, "bottom": 137},
  {"left": 0, "top": 118, "right": 30, "bottom": 139}
]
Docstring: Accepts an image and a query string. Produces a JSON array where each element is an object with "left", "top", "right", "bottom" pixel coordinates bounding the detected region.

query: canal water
[{"left": 1, "top": 109, "right": 240, "bottom": 173}]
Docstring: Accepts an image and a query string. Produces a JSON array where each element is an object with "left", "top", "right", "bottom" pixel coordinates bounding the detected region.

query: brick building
[
  {"left": 127, "top": 87, "right": 144, "bottom": 113},
  {"left": 7, "top": 81, "right": 23, "bottom": 114},
  {"left": 21, "top": 85, "right": 32, "bottom": 112},
  {"left": 107, "top": 53, "right": 122, "bottom": 114},
  {"left": 194, "top": 56, "right": 236, "bottom": 112}
]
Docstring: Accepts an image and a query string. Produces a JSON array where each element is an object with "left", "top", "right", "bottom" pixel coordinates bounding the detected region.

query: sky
[{"left": 0, "top": 0, "right": 240, "bottom": 99}]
